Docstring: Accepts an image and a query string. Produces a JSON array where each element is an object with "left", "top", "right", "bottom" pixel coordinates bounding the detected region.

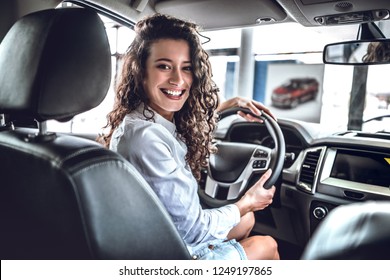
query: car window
[
  {"left": 363, "top": 64, "right": 390, "bottom": 132},
  {"left": 46, "top": 11, "right": 390, "bottom": 135}
]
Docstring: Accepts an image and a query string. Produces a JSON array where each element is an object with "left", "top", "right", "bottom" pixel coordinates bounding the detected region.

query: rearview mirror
[{"left": 323, "top": 39, "right": 390, "bottom": 65}]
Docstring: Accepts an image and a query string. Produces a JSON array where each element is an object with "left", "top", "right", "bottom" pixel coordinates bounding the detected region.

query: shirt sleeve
[{"left": 116, "top": 122, "right": 240, "bottom": 246}]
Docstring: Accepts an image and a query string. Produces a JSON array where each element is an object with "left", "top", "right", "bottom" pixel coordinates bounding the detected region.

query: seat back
[
  {"left": 0, "top": 7, "right": 190, "bottom": 260},
  {"left": 301, "top": 201, "right": 390, "bottom": 260}
]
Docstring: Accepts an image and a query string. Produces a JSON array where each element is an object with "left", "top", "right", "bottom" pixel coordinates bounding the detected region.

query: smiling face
[{"left": 143, "top": 39, "right": 193, "bottom": 121}]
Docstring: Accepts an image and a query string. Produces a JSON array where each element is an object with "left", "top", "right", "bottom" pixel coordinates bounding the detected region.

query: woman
[{"left": 100, "top": 13, "right": 279, "bottom": 260}]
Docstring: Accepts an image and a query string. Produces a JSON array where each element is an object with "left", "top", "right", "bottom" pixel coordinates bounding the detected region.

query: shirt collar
[{"left": 134, "top": 104, "right": 177, "bottom": 136}]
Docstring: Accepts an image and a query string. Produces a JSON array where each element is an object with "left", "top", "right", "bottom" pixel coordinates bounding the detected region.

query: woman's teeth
[{"left": 163, "top": 89, "right": 183, "bottom": 96}]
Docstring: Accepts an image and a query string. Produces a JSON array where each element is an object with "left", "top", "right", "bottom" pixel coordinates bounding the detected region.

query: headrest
[
  {"left": 302, "top": 201, "right": 390, "bottom": 259},
  {"left": 0, "top": 8, "right": 111, "bottom": 122}
]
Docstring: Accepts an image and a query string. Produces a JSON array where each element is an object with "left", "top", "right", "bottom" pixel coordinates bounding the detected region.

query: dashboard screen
[{"left": 330, "top": 149, "right": 390, "bottom": 187}]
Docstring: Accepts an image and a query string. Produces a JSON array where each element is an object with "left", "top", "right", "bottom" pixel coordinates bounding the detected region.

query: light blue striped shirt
[{"left": 109, "top": 106, "right": 240, "bottom": 251}]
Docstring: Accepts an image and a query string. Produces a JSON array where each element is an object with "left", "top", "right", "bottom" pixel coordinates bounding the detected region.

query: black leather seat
[
  {"left": 301, "top": 201, "right": 390, "bottom": 260},
  {"left": 0, "top": 7, "right": 190, "bottom": 260}
]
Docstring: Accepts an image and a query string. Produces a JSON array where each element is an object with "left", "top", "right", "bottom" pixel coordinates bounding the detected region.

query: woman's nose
[{"left": 169, "top": 69, "right": 184, "bottom": 85}]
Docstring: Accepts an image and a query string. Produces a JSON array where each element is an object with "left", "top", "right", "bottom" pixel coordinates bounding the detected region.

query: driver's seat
[{"left": 0, "top": 7, "right": 190, "bottom": 260}]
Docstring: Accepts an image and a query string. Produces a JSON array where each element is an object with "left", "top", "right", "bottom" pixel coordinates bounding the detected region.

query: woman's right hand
[{"left": 234, "top": 169, "right": 276, "bottom": 216}]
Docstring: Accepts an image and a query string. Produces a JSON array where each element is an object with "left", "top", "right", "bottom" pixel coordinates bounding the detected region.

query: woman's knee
[
  {"left": 264, "top": 235, "right": 278, "bottom": 252},
  {"left": 241, "top": 235, "right": 279, "bottom": 260},
  {"left": 260, "top": 235, "right": 279, "bottom": 260}
]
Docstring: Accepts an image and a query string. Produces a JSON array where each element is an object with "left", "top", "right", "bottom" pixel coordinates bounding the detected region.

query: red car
[{"left": 271, "top": 78, "right": 319, "bottom": 108}]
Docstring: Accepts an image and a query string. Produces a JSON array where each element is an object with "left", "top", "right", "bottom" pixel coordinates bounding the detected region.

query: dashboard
[{"left": 213, "top": 116, "right": 390, "bottom": 244}]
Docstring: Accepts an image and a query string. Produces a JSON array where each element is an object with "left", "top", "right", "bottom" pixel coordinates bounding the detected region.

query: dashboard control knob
[{"left": 313, "top": 206, "right": 328, "bottom": 220}]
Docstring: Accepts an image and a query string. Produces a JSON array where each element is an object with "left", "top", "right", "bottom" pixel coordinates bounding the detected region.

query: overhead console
[{"left": 279, "top": 0, "right": 390, "bottom": 26}]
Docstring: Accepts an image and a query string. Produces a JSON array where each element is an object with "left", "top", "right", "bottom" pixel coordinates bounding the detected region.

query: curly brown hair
[
  {"left": 98, "top": 13, "right": 220, "bottom": 181},
  {"left": 362, "top": 41, "right": 390, "bottom": 63}
]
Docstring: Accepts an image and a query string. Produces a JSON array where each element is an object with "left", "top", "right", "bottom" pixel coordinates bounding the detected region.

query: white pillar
[{"left": 234, "top": 28, "right": 255, "bottom": 99}]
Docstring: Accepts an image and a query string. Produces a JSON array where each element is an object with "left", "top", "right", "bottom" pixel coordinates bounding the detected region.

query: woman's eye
[
  {"left": 183, "top": 66, "right": 192, "bottom": 72},
  {"left": 157, "top": 64, "right": 170, "bottom": 70}
]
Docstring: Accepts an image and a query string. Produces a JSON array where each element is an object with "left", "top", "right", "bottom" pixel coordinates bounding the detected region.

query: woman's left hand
[{"left": 218, "top": 96, "right": 277, "bottom": 123}]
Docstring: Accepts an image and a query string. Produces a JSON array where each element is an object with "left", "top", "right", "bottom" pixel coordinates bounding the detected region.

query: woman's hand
[
  {"left": 234, "top": 169, "right": 276, "bottom": 216},
  {"left": 217, "top": 96, "right": 277, "bottom": 122}
]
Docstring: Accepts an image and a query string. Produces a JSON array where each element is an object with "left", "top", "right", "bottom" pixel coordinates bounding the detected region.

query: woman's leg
[
  {"left": 240, "top": 235, "right": 280, "bottom": 260},
  {"left": 227, "top": 212, "right": 255, "bottom": 241},
  {"left": 227, "top": 211, "right": 280, "bottom": 260}
]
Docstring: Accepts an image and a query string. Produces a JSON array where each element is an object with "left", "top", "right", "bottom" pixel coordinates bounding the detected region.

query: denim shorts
[{"left": 189, "top": 239, "right": 248, "bottom": 260}]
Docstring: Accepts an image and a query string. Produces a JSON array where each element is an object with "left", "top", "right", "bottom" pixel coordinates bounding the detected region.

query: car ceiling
[
  {"left": 73, "top": 0, "right": 390, "bottom": 29},
  {"left": 2, "top": 0, "right": 390, "bottom": 43}
]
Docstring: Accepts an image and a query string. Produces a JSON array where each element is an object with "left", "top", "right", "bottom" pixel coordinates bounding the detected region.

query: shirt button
[
  {"left": 192, "top": 255, "right": 198, "bottom": 260},
  {"left": 208, "top": 244, "right": 215, "bottom": 250}
]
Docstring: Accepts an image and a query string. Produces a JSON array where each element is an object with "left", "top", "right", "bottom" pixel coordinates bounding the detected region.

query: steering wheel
[{"left": 199, "top": 107, "right": 285, "bottom": 208}]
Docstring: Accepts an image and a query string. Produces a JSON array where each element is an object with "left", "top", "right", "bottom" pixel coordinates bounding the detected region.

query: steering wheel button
[
  {"left": 254, "top": 150, "right": 268, "bottom": 158},
  {"left": 252, "top": 160, "right": 267, "bottom": 169}
]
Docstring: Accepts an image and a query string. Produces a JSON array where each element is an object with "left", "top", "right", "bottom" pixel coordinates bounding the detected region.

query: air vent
[{"left": 297, "top": 147, "right": 324, "bottom": 193}]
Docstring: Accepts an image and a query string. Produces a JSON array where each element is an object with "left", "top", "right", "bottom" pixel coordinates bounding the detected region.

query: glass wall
[{"left": 48, "top": 7, "right": 390, "bottom": 134}]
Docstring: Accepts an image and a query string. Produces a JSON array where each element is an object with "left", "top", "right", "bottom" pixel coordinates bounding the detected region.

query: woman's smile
[{"left": 160, "top": 88, "right": 186, "bottom": 98}]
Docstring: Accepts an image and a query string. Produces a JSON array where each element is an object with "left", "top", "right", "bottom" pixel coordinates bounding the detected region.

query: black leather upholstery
[
  {"left": 0, "top": 8, "right": 190, "bottom": 260},
  {"left": 301, "top": 201, "right": 390, "bottom": 260},
  {"left": 0, "top": 8, "right": 111, "bottom": 121}
]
